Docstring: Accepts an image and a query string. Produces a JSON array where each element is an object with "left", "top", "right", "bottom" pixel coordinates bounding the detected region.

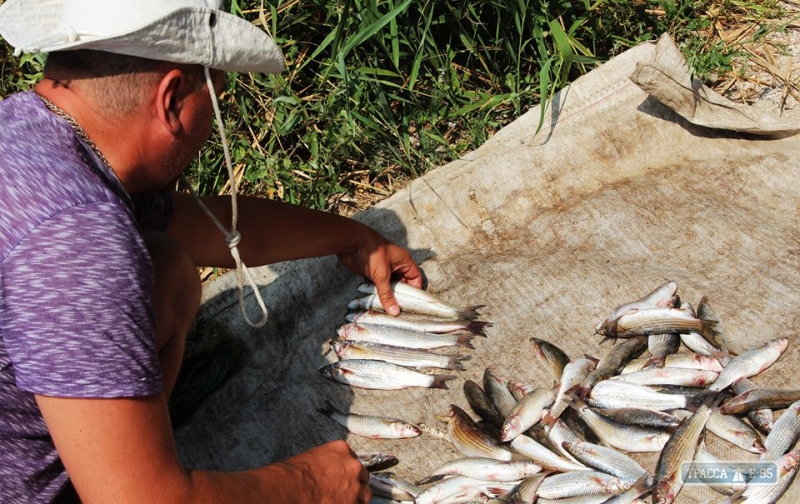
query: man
[{"left": 0, "top": 1, "right": 422, "bottom": 502}]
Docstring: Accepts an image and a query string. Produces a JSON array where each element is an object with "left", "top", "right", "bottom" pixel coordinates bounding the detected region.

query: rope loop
[{"left": 226, "top": 230, "right": 241, "bottom": 249}]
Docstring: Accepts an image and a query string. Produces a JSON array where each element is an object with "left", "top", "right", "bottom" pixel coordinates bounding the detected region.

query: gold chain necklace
[{"left": 38, "top": 94, "right": 114, "bottom": 170}]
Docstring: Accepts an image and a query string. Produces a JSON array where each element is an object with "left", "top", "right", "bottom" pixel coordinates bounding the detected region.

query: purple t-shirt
[{"left": 0, "top": 91, "right": 169, "bottom": 502}]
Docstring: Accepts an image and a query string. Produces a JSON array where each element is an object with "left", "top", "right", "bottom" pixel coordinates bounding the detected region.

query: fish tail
[
  {"left": 686, "top": 390, "right": 726, "bottom": 412},
  {"left": 450, "top": 354, "right": 472, "bottom": 371},
  {"left": 642, "top": 356, "right": 666, "bottom": 370},
  {"left": 458, "top": 305, "right": 486, "bottom": 320},
  {"left": 468, "top": 320, "right": 493, "bottom": 336},
  {"left": 457, "top": 333, "right": 477, "bottom": 349},
  {"left": 431, "top": 374, "right": 456, "bottom": 390}
]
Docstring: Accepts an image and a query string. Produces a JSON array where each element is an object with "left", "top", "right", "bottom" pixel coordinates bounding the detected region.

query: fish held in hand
[
  {"left": 337, "top": 322, "right": 477, "bottom": 350},
  {"left": 354, "top": 282, "right": 485, "bottom": 320},
  {"left": 346, "top": 309, "right": 492, "bottom": 334},
  {"left": 319, "top": 359, "right": 455, "bottom": 390}
]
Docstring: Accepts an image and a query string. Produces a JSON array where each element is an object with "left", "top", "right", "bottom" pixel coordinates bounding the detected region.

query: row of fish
[
  {"left": 314, "top": 282, "right": 490, "bottom": 446},
  {"left": 354, "top": 281, "right": 799, "bottom": 504}
]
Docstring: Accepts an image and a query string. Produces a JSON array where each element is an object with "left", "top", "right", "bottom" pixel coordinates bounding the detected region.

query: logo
[{"left": 682, "top": 462, "right": 777, "bottom": 485}]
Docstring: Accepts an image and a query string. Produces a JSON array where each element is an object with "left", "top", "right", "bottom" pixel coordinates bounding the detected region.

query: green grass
[{"left": 0, "top": 0, "right": 787, "bottom": 211}]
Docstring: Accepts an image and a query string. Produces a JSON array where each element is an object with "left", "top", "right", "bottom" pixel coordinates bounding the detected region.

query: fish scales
[
  {"left": 652, "top": 404, "right": 712, "bottom": 504},
  {"left": 337, "top": 322, "right": 475, "bottom": 350},
  {"left": 318, "top": 359, "right": 454, "bottom": 390},
  {"left": 316, "top": 400, "right": 420, "bottom": 439},
  {"left": 562, "top": 440, "right": 651, "bottom": 484},
  {"left": 536, "top": 470, "right": 630, "bottom": 500},
  {"left": 330, "top": 339, "right": 470, "bottom": 370},
  {"left": 446, "top": 404, "right": 514, "bottom": 461}
]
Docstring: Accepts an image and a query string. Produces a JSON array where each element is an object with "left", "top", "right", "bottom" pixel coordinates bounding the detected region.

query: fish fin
[
  {"left": 415, "top": 474, "right": 444, "bottom": 485},
  {"left": 686, "top": 390, "right": 727, "bottom": 412},
  {"left": 566, "top": 383, "right": 591, "bottom": 401},
  {"left": 642, "top": 356, "right": 666, "bottom": 370},
  {"left": 450, "top": 354, "right": 472, "bottom": 371},
  {"left": 431, "top": 375, "right": 456, "bottom": 390},
  {"left": 457, "top": 333, "right": 477, "bottom": 349}
]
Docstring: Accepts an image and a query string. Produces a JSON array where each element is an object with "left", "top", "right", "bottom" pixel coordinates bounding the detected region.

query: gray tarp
[{"left": 175, "top": 34, "right": 800, "bottom": 502}]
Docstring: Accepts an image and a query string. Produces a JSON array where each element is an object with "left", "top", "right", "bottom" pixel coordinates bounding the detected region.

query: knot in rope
[{"left": 226, "top": 230, "right": 241, "bottom": 249}]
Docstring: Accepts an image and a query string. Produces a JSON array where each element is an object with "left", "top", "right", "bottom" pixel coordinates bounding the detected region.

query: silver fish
[
  {"left": 508, "top": 434, "right": 588, "bottom": 473},
  {"left": 319, "top": 359, "right": 454, "bottom": 390},
  {"left": 329, "top": 339, "right": 471, "bottom": 370},
  {"left": 693, "top": 439, "right": 748, "bottom": 496},
  {"left": 742, "top": 450, "right": 800, "bottom": 504},
  {"left": 464, "top": 379, "right": 505, "bottom": 429},
  {"left": 645, "top": 333, "right": 682, "bottom": 369},
  {"left": 316, "top": 400, "right": 421, "bottom": 439},
  {"left": 355, "top": 282, "right": 484, "bottom": 320},
  {"left": 705, "top": 409, "right": 766, "bottom": 454},
  {"left": 337, "top": 322, "right": 476, "bottom": 350},
  {"left": 562, "top": 440, "right": 651, "bottom": 484},
  {"left": 537, "top": 470, "right": 630, "bottom": 500},
  {"left": 568, "top": 395, "right": 670, "bottom": 453},
  {"left": 588, "top": 380, "right": 689, "bottom": 411},
  {"left": 545, "top": 357, "right": 598, "bottom": 424},
  {"left": 485, "top": 472, "right": 550, "bottom": 504},
  {"left": 346, "top": 309, "right": 492, "bottom": 334},
  {"left": 621, "top": 352, "right": 724, "bottom": 374},
  {"left": 709, "top": 337, "right": 789, "bottom": 392},
  {"left": 609, "top": 367, "right": 719, "bottom": 387},
  {"left": 484, "top": 367, "right": 518, "bottom": 419},
  {"left": 732, "top": 378, "right": 775, "bottom": 436},
  {"left": 599, "top": 473, "right": 653, "bottom": 504},
  {"left": 577, "top": 336, "right": 649, "bottom": 397},
  {"left": 595, "top": 407, "right": 682, "bottom": 429},
  {"left": 500, "top": 388, "right": 557, "bottom": 442},
  {"left": 596, "top": 306, "right": 718, "bottom": 342},
  {"left": 721, "top": 387, "right": 800, "bottom": 415},
  {"left": 761, "top": 400, "right": 800, "bottom": 461},
  {"left": 597, "top": 281, "right": 679, "bottom": 333},
  {"left": 417, "top": 457, "right": 542, "bottom": 485},
  {"left": 652, "top": 404, "right": 713, "bottom": 504}
]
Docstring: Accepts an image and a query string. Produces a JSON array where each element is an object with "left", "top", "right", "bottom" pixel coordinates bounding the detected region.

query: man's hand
[
  {"left": 337, "top": 229, "right": 423, "bottom": 316},
  {"left": 270, "top": 440, "right": 372, "bottom": 504}
]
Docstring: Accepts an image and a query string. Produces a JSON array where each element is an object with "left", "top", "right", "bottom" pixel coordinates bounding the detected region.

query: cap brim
[{"left": 0, "top": 1, "right": 284, "bottom": 73}]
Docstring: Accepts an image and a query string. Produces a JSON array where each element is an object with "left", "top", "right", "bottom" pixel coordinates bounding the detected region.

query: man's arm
[
  {"left": 36, "top": 393, "right": 371, "bottom": 503},
  {"left": 166, "top": 192, "right": 422, "bottom": 314}
]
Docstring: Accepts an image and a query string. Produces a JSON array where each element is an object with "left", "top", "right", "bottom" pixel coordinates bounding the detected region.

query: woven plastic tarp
[{"left": 174, "top": 34, "right": 800, "bottom": 502}]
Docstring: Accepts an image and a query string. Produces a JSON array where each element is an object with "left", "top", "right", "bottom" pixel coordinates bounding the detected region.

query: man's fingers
[{"left": 377, "top": 287, "right": 400, "bottom": 316}]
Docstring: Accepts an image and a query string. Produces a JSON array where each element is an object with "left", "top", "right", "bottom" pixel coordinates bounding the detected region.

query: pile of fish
[{"left": 324, "top": 280, "right": 800, "bottom": 504}]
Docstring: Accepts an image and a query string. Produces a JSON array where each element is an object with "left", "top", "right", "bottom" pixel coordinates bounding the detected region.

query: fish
[
  {"left": 545, "top": 357, "right": 598, "bottom": 424},
  {"left": 566, "top": 394, "right": 671, "bottom": 452},
  {"left": 596, "top": 306, "right": 718, "bottom": 343},
  {"left": 692, "top": 439, "right": 748, "bottom": 496},
  {"left": 731, "top": 378, "right": 775, "bottom": 436},
  {"left": 316, "top": 400, "right": 421, "bottom": 439},
  {"left": 319, "top": 359, "right": 455, "bottom": 390},
  {"left": 594, "top": 407, "right": 682, "bottom": 430},
  {"left": 508, "top": 434, "right": 588, "bottom": 473},
  {"left": 761, "top": 400, "right": 800, "bottom": 461},
  {"left": 357, "top": 452, "right": 399, "bottom": 472},
  {"left": 414, "top": 475, "right": 515, "bottom": 504},
  {"left": 709, "top": 337, "right": 789, "bottom": 392},
  {"left": 674, "top": 409, "right": 766, "bottom": 454},
  {"left": 562, "top": 440, "right": 652, "bottom": 485},
  {"left": 596, "top": 281, "right": 680, "bottom": 333},
  {"left": 443, "top": 404, "right": 514, "bottom": 461},
  {"left": 644, "top": 333, "right": 682, "bottom": 369},
  {"left": 575, "top": 336, "right": 649, "bottom": 398},
  {"left": 368, "top": 472, "right": 423, "bottom": 501},
  {"left": 621, "top": 352, "right": 724, "bottom": 374},
  {"left": 720, "top": 387, "right": 800, "bottom": 415},
  {"left": 536, "top": 470, "right": 630, "bottom": 500},
  {"left": 484, "top": 472, "right": 550, "bottom": 504},
  {"left": 354, "top": 282, "right": 484, "bottom": 320},
  {"left": 588, "top": 380, "right": 691, "bottom": 411},
  {"left": 599, "top": 473, "right": 653, "bottom": 504},
  {"left": 464, "top": 379, "right": 505, "bottom": 429},
  {"left": 337, "top": 322, "right": 476, "bottom": 350},
  {"left": 652, "top": 404, "right": 713, "bottom": 504},
  {"left": 500, "top": 388, "right": 557, "bottom": 442},
  {"left": 742, "top": 450, "right": 800, "bottom": 504},
  {"left": 416, "top": 457, "right": 542, "bottom": 485},
  {"left": 530, "top": 337, "right": 571, "bottom": 382},
  {"left": 345, "top": 309, "right": 492, "bottom": 334},
  {"left": 609, "top": 367, "right": 719, "bottom": 387},
  {"left": 329, "top": 339, "right": 471, "bottom": 370},
  {"left": 483, "top": 367, "right": 519, "bottom": 418}
]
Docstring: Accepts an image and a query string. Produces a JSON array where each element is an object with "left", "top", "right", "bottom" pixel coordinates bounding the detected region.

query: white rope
[{"left": 178, "top": 66, "right": 269, "bottom": 328}]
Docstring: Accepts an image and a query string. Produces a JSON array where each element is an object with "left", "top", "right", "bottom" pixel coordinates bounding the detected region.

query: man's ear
[{"left": 154, "top": 69, "right": 189, "bottom": 135}]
